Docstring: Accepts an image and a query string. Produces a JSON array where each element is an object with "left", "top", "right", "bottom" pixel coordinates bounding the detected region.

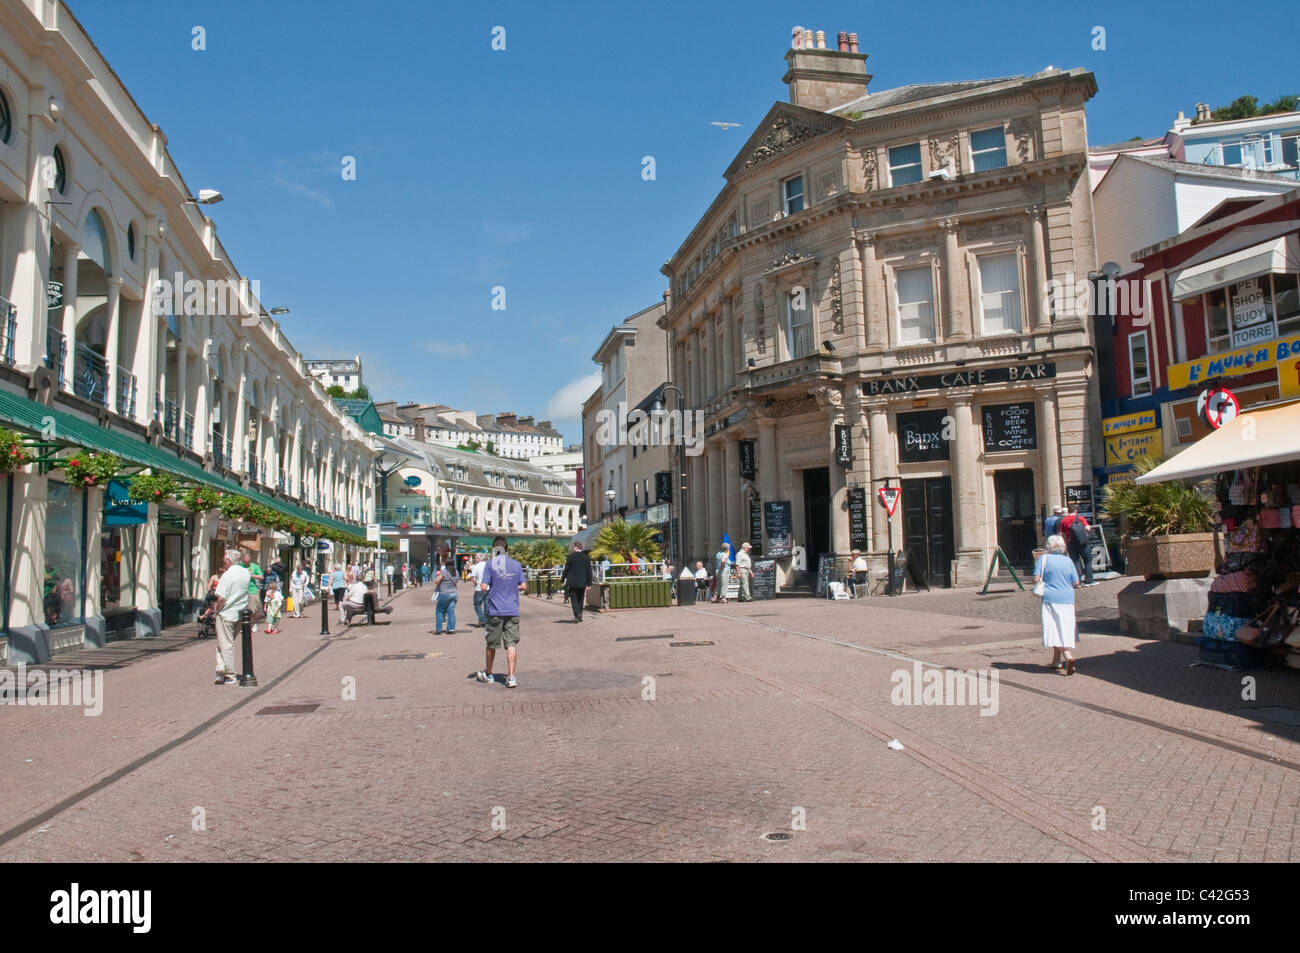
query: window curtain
[
  {"left": 896, "top": 267, "right": 936, "bottom": 344},
  {"left": 978, "top": 253, "right": 1022, "bottom": 334}
]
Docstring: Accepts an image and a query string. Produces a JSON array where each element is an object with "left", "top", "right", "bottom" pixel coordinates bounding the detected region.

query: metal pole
[
  {"left": 240, "top": 608, "right": 258, "bottom": 686},
  {"left": 320, "top": 578, "right": 331, "bottom": 637}
]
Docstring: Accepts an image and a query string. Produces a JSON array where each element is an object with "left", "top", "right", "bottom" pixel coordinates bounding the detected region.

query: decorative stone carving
[
  {"left": 755, "top": 285, "right": 766, "bottom": 354},
  {"left": 855, "top": 230, "right": 878, "bottom": 249},
  {"left": 763, "top": 250, "right": 815, "bottom": 274},
  {"left": 745, "top": 114, "right": 835, "bottom": 169},
  {"left": 861, "top": 148, "right": 878, "bottom": 191},
  {"left": 816, "top": 170, "right": 838, "bottom": 199},
  {"left": 775, "top": 395, "right": 819, "bottom": 416},
  {"left": 940, "top": 217, "right": 960, "bottom": 234},
  {"left": 933, "top": 198, "right": 958, "bottom": 216},
  {"left": 965, "top": 220, "right": 1024, "bottom": 240},
  {"left": 1010, "top": 118, "right": 1035, "bottom": 162},
  {"left": 882, "top": 235, "right": 934, "bottom": 255},
  {"left": 750, "top": 197, "right": 771, "bottom": 225},
  {"left": 829, "top": 258, "right": 843, "bottom": 334},
  {"left": 928, "top": 133, "right": 959, "bottom": 172},
  {"left": 811, "top": 383, "right": 844, "bottom": 409}
]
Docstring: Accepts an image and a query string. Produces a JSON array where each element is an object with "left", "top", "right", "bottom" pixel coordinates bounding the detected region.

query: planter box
[
  {"left": 1123, "top": 533, "right": 1215, "bottom": 580},
  {"left": 605, "top": 579, "right": 672, "bottom": 609}
]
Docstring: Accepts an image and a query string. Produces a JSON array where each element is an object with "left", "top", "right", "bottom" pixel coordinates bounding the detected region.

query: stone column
[
  {"left": 1039, "top": 388, "right": 1063, "bottom": 515},
  {"left": 721, "top": 298, "right": 735, "bottom": 389},
  {"left": 232, "top": 347, "right": 247, "bottom": 470},
  {"left": 856, "top": 232, "right": 885, "bottom": 351},
  {"left": 83, "top": 486, "right": 104, "bottom": 633},
  {"left": 689, "top": 451, "right": 707, "bottom": 562},
  {"left": 723, "top": 436, "right": 742, "bottom": 543},
  {"left": 137, "top": 225, "right": 161, "bottom": 424},
  {"left": 2, "top": 164, "right": 50, "bottom": 368},
  {"left": 1026, "top": 205, "right": 1051, "bottom": 331},
  {"left": 175, "top": 346, "right": 189, "bottom": 449},
  {"left": 757, "top": 417, "right": 778, "bottom": 503},
  {"left": 59, "top": 242, "right": 80, "bottom": 394},
  {"left": 134, "top": 502, "right": 161, "bottom": 633},
  {"left": 706, "top": 442, "right": 724, "bottom": 551},
  {"left": 868, "top": 404, "right": 893, "bottom": 553},
  {"left": 155, "top": 316, "right": 167, "bottom": 426},
  {"left": 104, "top": 278, "right": 121, "bottom": 412},
  {"left": 690, "top": 328, "right": 702, "bottom": 407},
  {"left": 7, "top": 469, "right": 47, "bottom": 630},
  {"left": 941, "top": 218, "right": 968, "bottom": 341},
  {"left": 950, "top": 395, "right": 981, "bottom": 563}
]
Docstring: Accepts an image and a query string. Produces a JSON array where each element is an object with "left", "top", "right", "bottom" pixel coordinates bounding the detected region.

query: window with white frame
[
  {"left": 976, "top": 252, "right": 1022, "bottom": 334},
  {"left": 783, "top": 289, "right": 814, "bottom": 359},
  {"left": 783, "top": 176, "right": 805, "bottom": 215},
  {"left": 888, "top": 143, "right": 923, "bottom": 186},
  {"left": 1129, "top": 331, "right": 1151, "bottom": 397},
  {"left": 895, "top": 266, "right": 937, "bottom": 344},
  {"left": 970, "top": 127, "right": 1008, "bottom": 172}
]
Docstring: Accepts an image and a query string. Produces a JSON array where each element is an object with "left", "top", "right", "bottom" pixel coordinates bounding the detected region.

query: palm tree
[{"left": 591, "top": 519, "right": 662, "bottom": 564}]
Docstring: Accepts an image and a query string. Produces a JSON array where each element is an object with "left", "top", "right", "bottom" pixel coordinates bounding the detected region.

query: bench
[{"left": 344, "top": 593, "right": 393, "bottom": 625}]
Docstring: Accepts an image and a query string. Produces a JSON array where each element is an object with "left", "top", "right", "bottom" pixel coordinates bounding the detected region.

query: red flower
[{"left": 70, "top": 460, "right": 80, "bottom": 467}]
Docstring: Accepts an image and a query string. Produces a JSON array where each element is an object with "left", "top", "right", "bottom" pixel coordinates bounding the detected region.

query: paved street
[{"left": 2, "top": 580, "right": 1298, "bottom": 862}]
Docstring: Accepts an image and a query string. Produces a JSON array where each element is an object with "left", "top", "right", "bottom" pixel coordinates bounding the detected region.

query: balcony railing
[
  {"left": 1199, "top": 134, "right": 1300, "bottom": 177},
  {"left": 44, "top": 327, "right": 67, "bottom": 389},
  {"left": 183, "top": 412, "right": 194, "bottom": 450},
  {"left": 162, "top": 399, "right": 180, "bottom": 443},
  {"left": 248, "top": 453, "right": 259, "bottom": 483},
  {"left": 73, "top": 343, "right": 109, "bottom": 407},
  {"left": 0, "top": 298, "right": 16, "bottom": 366},
  {"left": 115, "top": 367, "right": 137, "bottom": 419},
  {"left": 211, "top": 427, "right": 226, "bottom": 468},
  {"left": 225, "top": 437, "right": 233, "bottom": 469}
]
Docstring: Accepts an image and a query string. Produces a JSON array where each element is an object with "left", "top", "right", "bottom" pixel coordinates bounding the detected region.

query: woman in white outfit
[
  {"left": 290, "top": 563, "right": 309, "bottom": 618},
  {"left": 1034, "top": 534, "right": 1080, "bottom": 674}
]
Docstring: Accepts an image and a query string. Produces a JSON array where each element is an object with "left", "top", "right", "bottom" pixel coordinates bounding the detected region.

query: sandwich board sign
[{"left": 877, "top": 486, "right": 901, "bottom": 516}]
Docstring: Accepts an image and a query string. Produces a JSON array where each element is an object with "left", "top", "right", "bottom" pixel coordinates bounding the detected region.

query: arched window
[
  {"left": 52, "top": 145, "right": 67, "bottom": 195},
  {"left": 82, "top": 209, "right": 112, "bottom": 273},
  {"left": 126, "top": 222, "right": 136, "bottom": 261},
  {"left": 0, "top": 87, "right": 11, "bottom": 144}
]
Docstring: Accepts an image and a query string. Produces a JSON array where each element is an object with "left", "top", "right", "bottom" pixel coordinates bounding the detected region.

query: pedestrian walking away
[
  {"left": 1060, "top": 503, "right": 1097, "bottom": 586},
  {"left": 560, "top": 542, "right": 593, "bottom": 622},
  {"left": 1043, "top": 505, "right": 1065, "bottom": 541},
  {"left": 734, "top": 542, "right": 754, "bottom": 601},
  {"left": 432, "top": 559, "right": 459, "bottom": 633},
  {"left": 1035, "top": 534, "right": 1080, "bottom": 675},
  {"left": 331, "top": 564, "right": 347, "bottom": 611},
  {"left": 212, "top": 549, "right": 250, "bottom": 685},
  {"left": 477, "top": 536, "right": 527, "bottom": 688},
  {"left": 713, "top": 541, "right": 732, "bottom": 603},
  {"left": 469, "top": 553, "right": 489, "bottom": 627}
]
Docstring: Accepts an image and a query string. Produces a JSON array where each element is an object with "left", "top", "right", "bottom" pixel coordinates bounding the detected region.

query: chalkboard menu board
[
  {"left": 748, "top": 497, "right": 763, "bottom": 556},
  {"left": 764, "top": 501, "right": 793, "bottom": 557},
  {"left": 739, "top": 440, "right": 756, "bottom": 480},
  {"left": 751, "top": 558, "right": 777, "bottom": 600},
  {"left": 982, "top": 401, "right": 1037, "bottom": 453},
  {"left": 815, "top": 554, "right": 834, "bottom": 598},
  {"left": 1066, "top": 483, "right": 1094, "bottom": 519},
  {"left": 847, "top": 487, "right": 868, "bottom": 549},
  {"left": 897, "top": 410, "right": 951, "bottom": 463}
]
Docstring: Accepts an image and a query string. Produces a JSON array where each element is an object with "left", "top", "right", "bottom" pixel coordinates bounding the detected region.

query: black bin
[{"left": 676, "top": 578, "right": 697, "bottom": 606}]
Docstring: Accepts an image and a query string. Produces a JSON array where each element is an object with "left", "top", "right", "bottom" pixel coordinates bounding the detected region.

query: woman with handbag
[{"left": 1034, "top": 534, "right": 1081, "bottom": 674}]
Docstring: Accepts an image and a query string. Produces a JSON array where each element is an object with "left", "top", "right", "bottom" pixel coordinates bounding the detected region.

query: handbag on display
[
  {"left": 1201, "top": 610, "right": 1250, "bottom": 642},
  {"left": 1259, "top": 508, "right": 1284, "bottom": 530},
  {"left": 1209, "top": 569, "right": 1258, "bottom": 594},
  {"left": 1227, "top": 520, "right": 1265, "bottom": 554},
  {"left": 1206, "top": 591, "right": 1260, "bottom": 619}
]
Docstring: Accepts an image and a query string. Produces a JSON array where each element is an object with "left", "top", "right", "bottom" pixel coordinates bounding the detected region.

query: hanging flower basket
[
  {"left": 217, "top": 493, "right": 254, "bottom": 521},
  {"left": 0, "top": 427, "right": 31, "bottom": 473},
  {"left": 59, "top": 451, "right": 121, "bottom": 489},
  {"left": 179, "top": 486, "right": 223, "bottom": 512},
  {"left": 128, "top": 471, "right": 179, "bottom": 502}
]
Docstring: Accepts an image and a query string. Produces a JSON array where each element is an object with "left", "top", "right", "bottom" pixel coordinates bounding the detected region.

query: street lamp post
[
  {"left": 605, "top": 487, "right": 616, "bottom": 517},
  {"left": 657, "top": 383, "right": 687, "bottom": 569}
]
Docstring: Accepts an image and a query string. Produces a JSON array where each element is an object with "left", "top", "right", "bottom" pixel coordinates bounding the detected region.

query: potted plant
[
  {"left": 1100, "top": 456, "right": 1217, "bottom": 579},
  {"left": 0, "top": 427, "right": 30, "bottom": 473}
]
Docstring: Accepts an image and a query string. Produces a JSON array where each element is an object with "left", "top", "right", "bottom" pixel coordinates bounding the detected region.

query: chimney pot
[
  {"left": 803, "top": 27, "right": 813, "bottom": 48},
  {"left": 816, "top": 30, "right": 826, "bottom": 49},
  {"left": 837, "top": 31, "right": 848, "bottom": 51},
  {"left": 849, "top": 32, "right": 858, "bottom": 53},
  {"left": 791, "top": 25, "right": 803, "bottom": 49}
]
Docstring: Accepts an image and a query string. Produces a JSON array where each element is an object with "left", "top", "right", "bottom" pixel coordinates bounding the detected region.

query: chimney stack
[
  {"left": 414, "top": 416, "right": 426, "bottom": 443},
  {"left": 784, "top": 28, "right": 871, "bottom": 111}
]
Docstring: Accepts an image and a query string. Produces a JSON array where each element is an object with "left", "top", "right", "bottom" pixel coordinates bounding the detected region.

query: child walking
[{"left": 264, "top": 580, "right": 285, "bottom": 634}]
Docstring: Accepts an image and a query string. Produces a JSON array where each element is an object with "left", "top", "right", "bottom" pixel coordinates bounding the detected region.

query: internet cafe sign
[{"left": 1230, "top": 278, "right": 1274, "bottom": 348}]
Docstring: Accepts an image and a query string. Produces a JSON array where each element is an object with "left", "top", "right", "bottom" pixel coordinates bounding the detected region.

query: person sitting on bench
[{"left": 339, "top": 572, "right": 368, "bottom": 624}]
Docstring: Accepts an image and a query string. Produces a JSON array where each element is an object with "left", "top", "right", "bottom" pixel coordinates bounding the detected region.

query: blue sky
[{"left": 73, "top": 0, "right": 1295, "bottom": 444}]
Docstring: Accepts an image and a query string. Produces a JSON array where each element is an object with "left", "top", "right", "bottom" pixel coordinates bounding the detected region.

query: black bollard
[
  {"left": 365, "top": 590, "right": 376, "bottom": 626},
  {"left": 320, "top": 586, "right": 331, "bottom": 637},
  {"left": 240, "top": 609, "right": 258, "bottom": 686}
]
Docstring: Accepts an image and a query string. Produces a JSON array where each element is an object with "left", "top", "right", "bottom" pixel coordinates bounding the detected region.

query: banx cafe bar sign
[{"left": 862, "top": 362, "right": 1055, "bottom": 396}]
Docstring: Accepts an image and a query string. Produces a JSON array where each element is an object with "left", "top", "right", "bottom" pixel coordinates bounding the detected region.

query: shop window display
[{"left": 43, "top": 481, "right": 83, "bottom": 626}]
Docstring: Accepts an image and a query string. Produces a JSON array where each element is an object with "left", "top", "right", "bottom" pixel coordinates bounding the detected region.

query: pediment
[{"left": 724, "top": 103, "right": 846, "bottom": 179}]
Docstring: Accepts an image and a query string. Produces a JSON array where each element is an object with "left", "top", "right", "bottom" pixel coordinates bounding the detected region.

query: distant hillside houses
[{"left": 374, "top": 402, "right": 564, "bottom": 459}]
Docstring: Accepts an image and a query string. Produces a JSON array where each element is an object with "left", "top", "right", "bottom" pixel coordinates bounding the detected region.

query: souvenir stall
[{"left": 1137, "top": 400, "right": 1300, "bottom": 671}]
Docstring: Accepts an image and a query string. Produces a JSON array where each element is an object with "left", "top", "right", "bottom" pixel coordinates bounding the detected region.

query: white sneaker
[
  {"left": 505, "top": 675, "right": 517, "bottom": 688},
  {"left": 476, "top": 671, "right": 494, "bottom": 683}
]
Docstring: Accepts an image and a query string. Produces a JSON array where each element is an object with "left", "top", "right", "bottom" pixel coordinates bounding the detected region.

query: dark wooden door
[
  {"left": 994, "top": 469, "right": 1037, "bottom": 573},
  {"left": 802, "top": 467, "right": 831, "bottom": 569},
  {"left": 901, "top": 477, "right": 954, "bottom": 588}
]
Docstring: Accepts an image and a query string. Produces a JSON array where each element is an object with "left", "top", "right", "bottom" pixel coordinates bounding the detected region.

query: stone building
[{"left": 661, "top": 29, "right": 1100, "bottom": 590}]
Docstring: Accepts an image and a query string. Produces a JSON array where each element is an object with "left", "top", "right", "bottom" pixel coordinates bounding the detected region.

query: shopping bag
[{"left": 285, "top": 596, "right": 295, "bottom": 613}]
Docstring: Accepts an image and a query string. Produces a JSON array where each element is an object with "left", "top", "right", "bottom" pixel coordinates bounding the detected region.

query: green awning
[{"left": 0, "top": 388, "right": 364, "bottom": 539}]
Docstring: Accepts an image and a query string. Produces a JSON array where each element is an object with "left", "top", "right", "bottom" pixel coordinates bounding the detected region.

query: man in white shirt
[
  {"left": 850, "top": 548, "right": 869, "bottom": 598},
  {"left": 340, "top": 572, "right": 370, "bottom": 623},
  {"left": 469, "top": 553, "right": 488, "bottom": 627},
  {"left": 734, "top": 542, "right": 754, "bottom": 601},
  {"left": 213, "top": 548, "right": 251, "bottom": 685},
  {"left": 693, "top": 561, "right": 710, "bottom": 597}
]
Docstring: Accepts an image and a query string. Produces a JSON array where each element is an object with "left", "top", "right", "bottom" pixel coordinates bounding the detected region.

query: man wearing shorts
[{"left": 477, "top": 536, "right": 527, "bottom": 688}]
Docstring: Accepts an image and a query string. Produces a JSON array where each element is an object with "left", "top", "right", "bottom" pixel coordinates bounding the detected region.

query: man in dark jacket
[{"left": 560, "top": 543, "right": 593, "bottom": 622}]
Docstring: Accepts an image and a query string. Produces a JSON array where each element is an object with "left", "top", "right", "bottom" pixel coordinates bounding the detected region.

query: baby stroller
[{"left": 197, "top": 611, "right": 216, "bottom": 639}]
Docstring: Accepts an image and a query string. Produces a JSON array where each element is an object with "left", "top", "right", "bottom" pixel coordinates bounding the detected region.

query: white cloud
[
  {"left": 545, "top": 371, "right": 601, "bottom": 423},
  {"left": 272, "top": 172, "right": 334, "bottom": 209},
  {"left": 423, "top": 341, "right": 473, "bottom": 357}
]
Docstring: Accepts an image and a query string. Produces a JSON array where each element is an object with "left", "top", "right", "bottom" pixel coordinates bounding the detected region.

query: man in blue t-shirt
[{"left": 477, "top": 537, "right": 528, "bottom": 688}]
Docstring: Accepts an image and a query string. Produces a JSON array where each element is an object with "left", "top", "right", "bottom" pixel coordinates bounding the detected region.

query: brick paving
[{"left": 1, "top": 578, "right": 1297, "bottom": 862}]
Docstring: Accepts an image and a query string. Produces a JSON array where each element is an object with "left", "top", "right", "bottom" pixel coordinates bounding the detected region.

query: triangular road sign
[{"left": 877, "top": 486, "right": 900, "bottom": 516}]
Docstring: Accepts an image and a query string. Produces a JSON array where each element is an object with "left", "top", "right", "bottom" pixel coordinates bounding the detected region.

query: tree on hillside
[
  {"left": 325, "top": 384, "right": 346, "bottom": 398},
  {"left": 349, "top": 384, "right": 370, "bottom": 400},
  {"left": 1202, "top": 93, "right": 1298, "bottom": 123}
]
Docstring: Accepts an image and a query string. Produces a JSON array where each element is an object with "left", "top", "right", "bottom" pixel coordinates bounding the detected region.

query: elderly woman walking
[{"left": 1034, "top": 535, "right": 1081, "bottom": 674}]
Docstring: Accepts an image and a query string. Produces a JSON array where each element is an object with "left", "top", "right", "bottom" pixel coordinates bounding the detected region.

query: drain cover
[
  {"left": 255, "top": 703, "right": 319, "bottom": 716},
  {"left": 762, "top": 831, "right": 793, "bottom": 842},
  {"left": 960, "top": 625, "right": 983, "bottom": 630},
  {"left": 379, "top": 653, "right": 432, "bottom": 660},
  {"left": 614, "top": 634, "right": 674, "bottom": 642},
  {"left": 669, "top": 640, "right": 714, "bottom": 647}
]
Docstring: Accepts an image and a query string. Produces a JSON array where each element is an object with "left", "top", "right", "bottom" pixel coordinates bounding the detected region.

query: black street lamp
[{"left": 658, "top": 382, "right": 687, "bottom": 569}]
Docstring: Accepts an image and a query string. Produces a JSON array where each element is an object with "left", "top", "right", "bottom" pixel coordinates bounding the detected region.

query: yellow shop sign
[
  {"left": 1167, "top": 332, "right": 1300, "bottom": 390},
  {"left": 1105, "top": 428, "right": 1163, "bottom": 465},
  {"left": 1102, "top": 411, "right": 1158, "bottom": 436}
]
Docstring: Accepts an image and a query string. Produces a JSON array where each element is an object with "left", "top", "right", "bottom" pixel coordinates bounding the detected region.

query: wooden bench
[{"left": 344, "top": 593, "right": 393, "bottom": 625}]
